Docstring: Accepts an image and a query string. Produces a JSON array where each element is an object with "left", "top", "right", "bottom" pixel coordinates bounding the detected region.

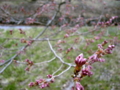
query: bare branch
[
  {"left": 47, "top": 38, "right": 75, "bottom": 67},
  {"left": 52, "top": 64, "right": 63, "bottom": 76},
  {"left": 54, "top": 66, "right": 71, "bottom": 78},
  {"left": 34, "top": 57, "right": 56, "bottom": 65}
]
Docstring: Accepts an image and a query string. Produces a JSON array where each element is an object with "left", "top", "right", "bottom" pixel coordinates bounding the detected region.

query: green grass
[{"left": 0, "top": 26, "right": 120, "bottom": 90}]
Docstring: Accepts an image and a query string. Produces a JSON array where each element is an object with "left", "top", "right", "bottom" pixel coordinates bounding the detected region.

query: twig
[
  {"left": 52, "top": 64, "right": 63, "bottom": 76},
  {"left": 54, "top": 66, "right": 71, "bottom": 78},
  {"left": 0, "top": 54, "right": 17, "bottom": 73},
  {"left": 34, "top": 57, "right": 56, "bottom": 65},
  {"left": 47, "top": 38, "right": 75, "bottom": 67}
]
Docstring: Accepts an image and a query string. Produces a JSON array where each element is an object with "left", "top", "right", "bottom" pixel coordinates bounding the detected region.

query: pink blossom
[
  {"left": 89, "top": 54, "right": 98, "bottom": 61},
  {"left": 64, "top": 34, "right": 69, "bottom": 38},
  {"left": 25, "top": 17, "right": 35, "bottom": 24},
  {"left": 82, "top": 68, "right": 93, "bottom": 77},
  {"left": 75, "top": 82, "right": 84, "bottom": 90},
  {"left": 47, "top": 74, "right": 52, "bottom": 78},
  {"left": 35, "top": 80, "right": 40, "bottom": 85},
  {"left": 40, "top": 83, "right": 49, "bottom": 88},
  {"left": 0, "top": 60, "right": 5, "bottom": 63},
  {"left": 89, "top": 54, "right": 105, "bottom": 62},
  {"left": 102, "top": 40, "right": 108, "bottom": 45},
  {"left": 75, "top": 24, "right": 80, "bottom": 28},
  {"left": 72, "top": 28, "right": 77, "bottom": 32},
  {"left": 57, "top": 40, "right": 62, "bottom": 44},
  {"left": 57, "top": 48, "right": 63, "bottom": 52},
  {"left": 9, "top": 30, "right": 13, "bottom": 35},
  {"left": 75, "top": 53, "right": 87, "bottom": 66},
  {"left": 94, "top": 36, "right": 100, "bottom": 40},
  {"left": 98, "top": 58, "right": 105, "bottom": 62},
  {"left": 40, "top": 84, "right": 46, "bottom": 89},
  {"left": 97, "top": 44, "right": 103, "bottom": 49},
  {"left": 25, "top": 67, "right": 30, "bottom": 71},
  {"left": 87, "top": 65, "right": 92, "bottom": 70},
  {"left": 105, "top": 45, "right": 115, "bottom": 54},
  {"left": 25, "top": 59, "right": 29, "bottom": 62},
  {"left": 39, "top": 79, "right": 44, "bottom": 83},
  {"left": 50, "top": 78, "right": 54, "bottom": 83},
  {"left": 28, "top": 82, "right": 34, "bottom": 87}
]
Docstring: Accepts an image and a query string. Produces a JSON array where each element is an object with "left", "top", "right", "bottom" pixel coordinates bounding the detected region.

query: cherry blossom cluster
[
  {"left": 19, "top": 29, "right": 25, "bottom": 35},
  {"left": 28, "top": 75, "right": 54, "bottom": 89},
  {"left": 72, "top": 82, "right": 84, "bottom": 90},
  {"left": 36, "top": 1, "right": 56, "bottom": 16},
  {"left": 9, "top": 30, "right": 13, "bottom": 35},
  {"left": 73, "top": 41, "right": 115, "bottom": 90},
  {"left": 25, "top": 18, "right": 36, "bottom": 24},
  {"left": 66, "top": 47, "right": 73, "bottom": 54},
  {"left": 25, "top": 59, "right": 33, "bottom": 71},
  {"left": 98, "top": 16, "right": 118, "bottom": 27}
]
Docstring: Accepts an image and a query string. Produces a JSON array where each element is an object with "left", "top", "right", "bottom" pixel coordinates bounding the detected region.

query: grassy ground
[{"left": 0, "top": 26, "right": 120, "bottom": 90}]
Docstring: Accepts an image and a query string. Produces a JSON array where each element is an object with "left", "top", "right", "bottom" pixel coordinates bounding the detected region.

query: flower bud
[
  {"left": 28, "top": 82, "right": 34, "bottom": 87},
  {"left": 82, "top": 68, "right": 93, "bottom": 77},
  {"left": 75, "top": 53, "right": 86, "bottom": 67},
  {"left": 75, "top": 82, "right": 84, "bottom": 90}
]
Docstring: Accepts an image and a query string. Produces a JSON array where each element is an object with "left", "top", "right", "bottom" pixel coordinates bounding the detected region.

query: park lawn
[{"left": 0, "top": 26, "right": 120, "bottom": 90}]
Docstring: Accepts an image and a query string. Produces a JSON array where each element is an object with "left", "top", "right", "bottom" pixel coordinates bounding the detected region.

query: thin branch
[
  {"left": 54, "top": 66, "right": 71, "bottom": 78},
  {"left": 47, "top": 38, "right": 75, "bottom": 67},
  {"left": 2, "top": 37, "right": 58, "bottom": 41},
  {"left": 0, "top": 54, "right": 17, "bottom": 73},
  {"left": 52, "top": 64, "right": 63, "bottom": 76},
  {"left": 0, "top": 7, "right": 11, "bottom": 16},
  {"left": 34, "top": 57, "right": 56, "bottom": 65}
]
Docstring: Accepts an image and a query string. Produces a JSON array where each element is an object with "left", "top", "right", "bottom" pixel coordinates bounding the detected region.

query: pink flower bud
[
  {"left": 50, "top": 78, "right": 54, "bottom": 83},
  {"left": 25, "top": 67, "right": 30, "bottom": 71},
  {"left": 105, "top": 45, "right": 115, "bottom": 54},
  {"left": 98, "top": 44, "right": 103, "bottom": 49},
  {"left": 9, "top": 30, "right": 13, "bottom": 35},
  {"left": 40, "top": 84, "right": 46, "bottom": 88},
  {"left": 35, "top": 80, "right": 40, "bottom": 85},
  {"left": 47, "top": 74, "right": 52, "bottom": 78},
  {"left": 89, "top": 54, "right": 98, "bottom": 61},
  {"left": 82, "top": 68, "right": 93, "bottom": 77},
  {"left": 25, "top": 59, "right": 29, "bottom": 62},
  {"left": 64, "top": 34, "right": 69, "bottom": 38},
  {"left": 40, "top": 83, "right": 49, "bottom": 88},
  {"left": 94, "top": 36, "right": 100, "bottom": 40},
  {"left": 75, "top": 82, "right": 84, "bottom": 90},
  {"left": 39, "top": 79, "right": 44, "bottom": 83},
  {"left": 75, "top": 24, "right": 80, "bottom": 28},
  {"left": 98, "top": 58, "right": 105, "bottom": 62},
  {"left": 28, "top": 82, "right": 34, "bottom": 87},
  {"left": 0, "top": 60, "right": 5, "bottom": 63},
  {"left": 75, "top": 53, "right": 87, "bottom": 66}
]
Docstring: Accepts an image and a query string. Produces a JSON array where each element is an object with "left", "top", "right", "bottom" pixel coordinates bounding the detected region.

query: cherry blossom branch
[
  {"left": 0, "top": 0, "right": 68, "bottom": 73},
  {"left": 0, "top": 10, "right": 59, "bottom": 74},
  {"left": 72, "top": 41, "right": 115, "bottom": 90}
]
